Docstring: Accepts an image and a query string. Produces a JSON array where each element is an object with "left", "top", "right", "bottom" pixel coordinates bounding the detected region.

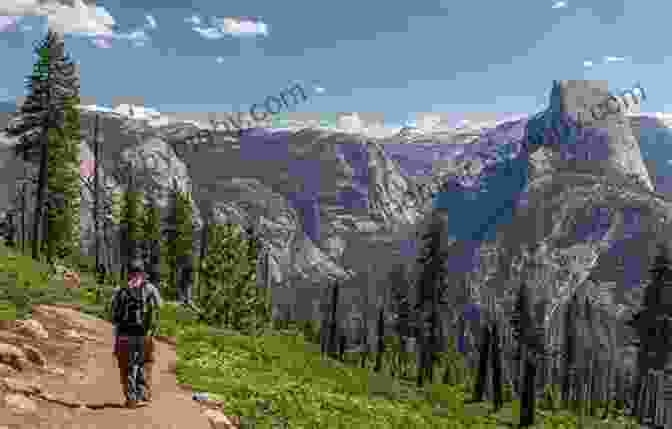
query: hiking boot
[{"left": 126, "top": 399, "right": 148, "bottom": 408}]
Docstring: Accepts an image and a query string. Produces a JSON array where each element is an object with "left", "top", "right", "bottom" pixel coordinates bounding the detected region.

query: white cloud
[
  {"left": 191, "top": 16, "right": 268, "bottom": 39},
  {"left": 184, "top": 14, "right": 201, "bottom": 25},
  {"left": 583, "top": 60, "right": 593, "bottom": 67},
  {"left": 88, "top": 29, "right": 149, "bottom": 49},
  {"left": 216, "top": 56, "right": 224, "bottom": 63},
  {"left": 115, "top": 29, "right": 149, "bottom": 41},
  {"left": 314, "top": 86, "right": 325, "bottom": 94},
  {"left": 145, "top": 14, "right": 157, "bottom": 29},
  {"left": 192, "top": 26, "right": 223, "bottom": 39},
  {"left": 551, "top": 1, "right": 567, "bottom": 8},
  {"left": 0, "top": 15, "right": 19, "bottom": 32},
  {"left": 92, "top": 35, "right": 112, "bottom": 48},
  {"left": 0, "top": 1, "right": 50, "bottom": 16},
  {"left": 667, "top": 160, "right": 672, "bottom": 165},
  {"left": 604, "top": 56, "right": 625, "bottom": 63},
  {"left": 46, "top": 1, "right": 116, "bottom": 36},
  {"left": 0, "top": 1, "right": 159, "bottom": 49},
  {"left": 216, "top": 17, "right": 268, "bottom": 36}
]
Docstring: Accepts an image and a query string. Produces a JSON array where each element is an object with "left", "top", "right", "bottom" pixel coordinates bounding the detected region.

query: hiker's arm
[{"left": 149, "top": 284, "right": 162, "bottom": 336}]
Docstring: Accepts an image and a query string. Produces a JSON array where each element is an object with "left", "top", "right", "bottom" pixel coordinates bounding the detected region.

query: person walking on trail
[{"left": 111, "top": 257, "right": 162, "bottom": 408}]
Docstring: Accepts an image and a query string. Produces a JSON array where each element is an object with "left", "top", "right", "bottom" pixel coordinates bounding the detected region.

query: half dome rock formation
[{"left": 557, "top": 79, "right": 653, "bottom": 191}]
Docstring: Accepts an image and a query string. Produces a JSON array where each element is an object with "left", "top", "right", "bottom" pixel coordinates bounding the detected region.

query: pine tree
[
  {"left": 627, "top": 242, "right": 672, "bottom": 421},
  {"left": 142, "top": 198, "right": 161, "bottom": 284},
  {"left": 196, "top": 223, "right": 267, "bottom": 330},
  {"left": 5, "top": 30, "right": 79, "bottom": 260},
  {"left": 415, "top": 213, "right": 449, "bottom": 387},
  {"left": 120, "top": 178, "right": 144, "bottom": 270},
  {"left": 510, "top": 281, "right": 540, "bottom": 428},
  {"left": 164, "top": 180, "right": 193, "bottom": 299},
  {"left": 390, "top": 264, "right": 412, "bottom": 377},
  {"left": 491, "top": 320, "right": 504, "bottom": 411},
  {"left": 562, "top": 293, "right": 578, "bottom": 407},
  {"left": 43, "top": 95, "right": 80, "bottom": 263},
  {"left": 474, "top": 321, "right": 492, "bottom": 402},
  {"left": 327, "top": 281, "right": 340, "bottom": 358},
  {"left": 374, "top": 306, "right": 385, "bottom": 372}
]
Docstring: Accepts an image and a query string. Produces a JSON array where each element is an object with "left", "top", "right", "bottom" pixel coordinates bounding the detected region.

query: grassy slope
[{"left": 0, "top": 242, "right": 642, "bottom": 428}]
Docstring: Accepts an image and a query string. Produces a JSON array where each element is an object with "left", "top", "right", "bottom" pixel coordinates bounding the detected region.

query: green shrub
[{"left": 0, "top": 244, "right": 81, "bottom": 319}]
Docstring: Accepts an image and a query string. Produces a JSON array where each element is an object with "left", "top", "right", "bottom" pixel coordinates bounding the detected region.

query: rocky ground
[{"left": 0, "top": 304, "right": 238, "bottom": 428}]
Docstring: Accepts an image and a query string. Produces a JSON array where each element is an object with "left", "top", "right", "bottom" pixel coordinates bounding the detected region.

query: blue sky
[{"left": 1, "top": 0, "right": 671, "bottom": 129}]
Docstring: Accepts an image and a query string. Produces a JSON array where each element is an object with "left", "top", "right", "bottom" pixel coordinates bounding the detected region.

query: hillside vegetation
[{"left": 0, "top": 241, "right": 644, "bottom": 428}]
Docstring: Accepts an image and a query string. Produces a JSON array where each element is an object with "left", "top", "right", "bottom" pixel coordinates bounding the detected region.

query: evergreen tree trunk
[
  {"left": 474, "top": 321, "right": 492, "bottom": 402},
  {"left": 519, "top": 345, "right": 536, "bottom": 428},
  {"left": 32, "top": 109, "right": 50, "bottom": 261},
  {"left": 491, "top": 321, "right": 504, "bottom": 410},
  {"left": 338, "top": 333, "right": 346, "bottom": 362},
  {"left": 416, "top": 315, "right": 424, "bottom": 387},
  {"left": 42, "top": 202, "right": 50, "bottom": 264},
  {"left": 198, "top": 219, "right": 208, "bottom": 302},
  {"left": 360, "top": 319, "right": 369, "bottom": 369},
  {"left": 93, "top": 114, "right": 101, "bottom": 283},
  {"left": 562, "top": 297, "right": 576, "bottom": 407},
  {"left": 328, "top": 281, "right": 339, "bottom": 358},
  {"left": 20, "top": 180, "right": 26, "bottom": 253},
  {"left": 374, "top": 307, "right": 384, "bottom": 373}
]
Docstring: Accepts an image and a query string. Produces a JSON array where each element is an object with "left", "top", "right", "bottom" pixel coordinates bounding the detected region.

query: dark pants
[
  {"left": 177, "top": 271, "right": 193, "bottom": 304},
  {"left": 115, "top": 336, "right": 156, "bottom": 402}
]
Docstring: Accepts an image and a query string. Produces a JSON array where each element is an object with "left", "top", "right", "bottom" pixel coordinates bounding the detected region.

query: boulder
[
  {"left": 21, "top": 344, "right": 46, "bottom": 368},
  {"left": 0, "top": 343, "right": 28, "bottom": 371},
  {"left": 63, "top": 271, "right": 81, "bottom": 289},
  {"left": 3, "top": 393, "right": 37, "bottom": 414},
  {"left": 14, "top": 319, "right": 48, "bottom": 340},
  {"left": 203, "top": 409, "right": 241, "bottom": 429}
]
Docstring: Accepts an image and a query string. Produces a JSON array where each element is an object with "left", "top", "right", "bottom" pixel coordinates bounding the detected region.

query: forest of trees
[
  {"left": 2, "top": 29, "right": 268, "bottom": 331},
  {"left": 315, "top": 216, "right": 672, "bottom": 428}
]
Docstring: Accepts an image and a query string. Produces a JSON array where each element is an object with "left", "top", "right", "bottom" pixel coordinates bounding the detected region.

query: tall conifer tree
[{"left": 5, "top": 29, "right": 79, "bottom": 260}]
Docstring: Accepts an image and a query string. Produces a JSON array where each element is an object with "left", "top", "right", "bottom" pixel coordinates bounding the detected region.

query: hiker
[{"left": 111, "top": 257, "right": 162, "bottom": 408}]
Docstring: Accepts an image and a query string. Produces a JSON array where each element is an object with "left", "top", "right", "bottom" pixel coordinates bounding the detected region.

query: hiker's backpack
[{"left": 114, "top": 285, "right": 146, "bottom": 333}]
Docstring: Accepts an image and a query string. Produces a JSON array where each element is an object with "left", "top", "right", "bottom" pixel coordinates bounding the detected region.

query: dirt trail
[{"left": 0, "top": 304, "right": 220, "bottom": 429}]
